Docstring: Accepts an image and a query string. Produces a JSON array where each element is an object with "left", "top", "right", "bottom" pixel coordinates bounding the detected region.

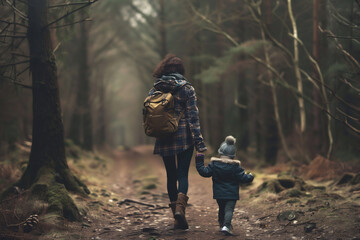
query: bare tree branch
[
  {"left": 0, "top": 23, "right": 11, "bottom": 35},
  {"left": 16, "top": 65, "right": 30, "bottom": 77},
  {"left": 48, "top": 1, "right": 94, "bottom": 9},
  {"left": 0, "top": 19, "right": 28, "bottom": 28},
  {"left": 336, "top": 107, "right": 359, "bottom": 122},
  {"left": 0, "top": 34, "right": 26, "bottom": 38},
  {"left": 187, "top": 0, "right": 360, "bottom": 140},
  {"left": 0, "top": 60, "right": 29, "bottom": 68},
  {"left": 13, "top": 81, "right": 32, "bottom": 89},
  {"left": 344, "top": 120, "right": 360, "bottom": 134},
  {"left": 44, "top": 0, "right": 98, "bottom": 29},
  {"left": 5, "top": 0, "right": 28, "bottom": 21},
  {"left": 327, "top": 35, "right": 360, "bottom": 40},
  {"left": 50, "top": 18, "right": 92, "bottom": 29},
  {"left": 339, "top": 78, "right": 360, "bottom": 93},
  {"left": 53, "top": 42, "right": 61, "bottom": 53},
  {"left": 289, "top": 31, "right": 360, "bottom": 112},
  {"left": 319, "top": 26, "right": 360, "bottom": 70}
]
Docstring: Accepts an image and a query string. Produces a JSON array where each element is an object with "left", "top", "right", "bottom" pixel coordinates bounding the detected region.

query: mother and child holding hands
[{"left": 144, "top": 54, "right": 254, "bottom": 236}]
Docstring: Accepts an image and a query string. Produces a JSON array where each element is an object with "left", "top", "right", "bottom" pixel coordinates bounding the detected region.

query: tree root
[
  {"left": 257, "top": 176, "right": 313, "bottom": 195},
  {"left": 30, "top": 171, "right": 82, "bottom": 221},
  {"left": 1, "top": 167, "right": 89, "bottom": 221}
]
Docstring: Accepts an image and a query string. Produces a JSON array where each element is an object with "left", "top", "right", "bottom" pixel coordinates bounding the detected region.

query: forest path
[
  {"left": 79, "top": 146, "right": 360, "bottom": 240},
  {"left": 104, "top": 145, "right": 243, "bottom": 239}
]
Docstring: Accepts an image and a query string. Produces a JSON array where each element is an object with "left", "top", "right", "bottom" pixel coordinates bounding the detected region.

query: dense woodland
[
  {"left": 0, "top": 0, "right": 359, "bottom": 238},
  {"left": 1, "top": 0, "right": 359, "bottom": 162}
]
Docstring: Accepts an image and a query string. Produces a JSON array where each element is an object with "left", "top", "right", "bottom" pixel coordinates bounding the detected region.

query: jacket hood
[
  {"left": 210, "top": 156, "right": 241, "bottom": 165},
  {"left": 153, "top": 73, "right": 188, "bottom": 93}
]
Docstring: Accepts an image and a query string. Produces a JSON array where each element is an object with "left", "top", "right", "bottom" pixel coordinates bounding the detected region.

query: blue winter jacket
[{"left": 196, "top": 155, "right": 254, "bottom": 200}]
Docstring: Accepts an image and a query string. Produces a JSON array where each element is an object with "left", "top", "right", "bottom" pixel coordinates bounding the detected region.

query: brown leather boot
[
  {"left": 169, "top": 202, "right": 180, "bottom": 229},
  {"left": 174, "top": 193, "right": 189, "bottom": 229}
]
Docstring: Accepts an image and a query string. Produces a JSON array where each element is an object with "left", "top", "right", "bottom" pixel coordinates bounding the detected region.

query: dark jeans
[
  {"left": 217, "top": 199, "right": 237, "bottom": 228},
  {"left": 162, "top": 146, "right": 194, "bottom": 202}
]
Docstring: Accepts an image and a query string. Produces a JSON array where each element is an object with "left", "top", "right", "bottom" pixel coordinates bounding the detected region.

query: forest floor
[{"left": 1, "top": 145, "right": 360, "bottom": 240}]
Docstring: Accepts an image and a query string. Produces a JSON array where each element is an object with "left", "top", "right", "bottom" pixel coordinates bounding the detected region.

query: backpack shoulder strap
[{"left": 174, "top": 82, "right": 190, "bottom": 121}]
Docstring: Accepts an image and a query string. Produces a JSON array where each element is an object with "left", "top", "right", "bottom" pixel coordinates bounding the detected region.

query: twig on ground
[
  {"left": 258, "top": 214, "right": 273, "bottom": 220},
  {"left": 118, "top": 199, "right": 155, "bottom": 208},
  {"left": 103, "top": 208, "right": 116, "bottom": 214},
  {"left": 280, "top": 220, "right": 313, "bottom": 227}
]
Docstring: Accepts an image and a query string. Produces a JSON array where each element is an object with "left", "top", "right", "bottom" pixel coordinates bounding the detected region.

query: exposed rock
[
  {"left": 337, "top": 173, "right": 355, "bottom": 185},
  {"left": 351, "top": 173, "right": 360, "bottom": 185},
  {"left": 304, "top": 223, "right": 316, "bottom": 233},
  {"left": 143, "top": 183, "right": 157, "bottom": 190},
  {"left": 277, "top": 210, "right": 299, "bottom": 221},
  {"left": 101, "top": 192, "right": 110, "bottom": 197}
]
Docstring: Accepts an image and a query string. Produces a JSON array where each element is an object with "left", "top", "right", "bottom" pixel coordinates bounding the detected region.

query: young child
[{"left": 195, "top": 136, "right": 254, "bottom": 235}]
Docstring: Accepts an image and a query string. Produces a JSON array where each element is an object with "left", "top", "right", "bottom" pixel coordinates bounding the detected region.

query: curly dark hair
[{"left": 152, "top": 54, "right": 185, "bottom": 78}]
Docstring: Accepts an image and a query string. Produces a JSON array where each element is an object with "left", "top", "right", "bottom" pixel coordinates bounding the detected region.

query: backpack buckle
[{"left": 161, "top": 99, "right": 168, "bottom": 105}]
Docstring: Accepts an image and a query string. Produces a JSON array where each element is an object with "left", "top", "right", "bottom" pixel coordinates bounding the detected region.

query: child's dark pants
[{"left": 216, "top": 199, "right": 236, "bottom": 228}]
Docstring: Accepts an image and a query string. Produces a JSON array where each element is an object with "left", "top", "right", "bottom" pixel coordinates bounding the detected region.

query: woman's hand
[{"left": 196, "top": 152, "right": 205, "bottom": 157}]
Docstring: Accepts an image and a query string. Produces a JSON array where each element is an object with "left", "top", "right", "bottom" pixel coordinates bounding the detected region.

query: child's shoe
[{"left": 221, "top": 226, "right": 233, "bottom": 236}]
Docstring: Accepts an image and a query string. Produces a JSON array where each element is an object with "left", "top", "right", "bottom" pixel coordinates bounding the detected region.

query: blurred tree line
[{"left": 0, "top": 0, "right": 359, "bottom": 164}]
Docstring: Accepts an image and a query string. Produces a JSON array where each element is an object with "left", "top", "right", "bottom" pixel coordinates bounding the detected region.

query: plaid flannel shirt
[{"left": 149, "top": 74, "right": 207, "bottom": 157}]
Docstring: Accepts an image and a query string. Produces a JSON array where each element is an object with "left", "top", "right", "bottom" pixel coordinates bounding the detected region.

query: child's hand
[
  {"left": 246, "top": 172, "right": 254, "bottom": 176},
  {"left": 247, "top": 172, "right": 255, "bottom": 181}
]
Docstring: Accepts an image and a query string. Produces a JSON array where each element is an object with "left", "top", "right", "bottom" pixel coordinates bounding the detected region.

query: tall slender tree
[{"left": 69, "top": 10, "right": 93, "bottom": 150}]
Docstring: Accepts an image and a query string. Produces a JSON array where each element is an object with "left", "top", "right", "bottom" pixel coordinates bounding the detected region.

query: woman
[{"left": 150, "top": 54, "right": 207, "bottom": 230}]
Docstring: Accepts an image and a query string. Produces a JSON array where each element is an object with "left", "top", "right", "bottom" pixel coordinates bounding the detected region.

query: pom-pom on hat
[{"left": 218, "top": 136, "right": 237, "bottom": 158}]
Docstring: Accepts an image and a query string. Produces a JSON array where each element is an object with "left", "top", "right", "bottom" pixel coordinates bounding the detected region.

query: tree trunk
[
  {"left": 159, "top": 0, "right": 167, "bottom": 58},
  {"left": 287, "top": 0, "right": 306, "bottom": 133},
  {"left": 69, "top": 11, "right": 93, "bottom": 150},
  {"left": 69, "top": 104, "right": 81, "bottom": 145},
  {"left": 214, "top": 0, "right": 225, "bottom": 148},
  {"left": 96, "top": 72, "right": 106, "bottom": 147},
  {"left": 79, "top": 11, "right": 93, "bottom": 151},
  {"left": 10, "top": 0, "right": 89, "bottom": 221},
  {"left": 236, "top": 63, "right": 249, "bottom": 152},
  {"left": 262, "top": 0, "right": 293, "bottom": 164},
  {"left": 311, "top": 0, "right": 322, "bottom": 158},
  {"left": 236, "top": 16, "right": 249, "bottom": 152}
]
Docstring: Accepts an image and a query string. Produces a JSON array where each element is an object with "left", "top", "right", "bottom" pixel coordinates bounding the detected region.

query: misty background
[{"left": 1, "top": 0, "right": 359, "bottom": 164}]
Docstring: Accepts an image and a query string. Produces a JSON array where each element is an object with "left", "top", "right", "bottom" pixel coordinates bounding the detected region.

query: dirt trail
[
  {"left": 73, "top": 146, "right": 360, "bottom": 240},
  {"left": 104, "top": 145, "right": 233, "bottom": 239}
]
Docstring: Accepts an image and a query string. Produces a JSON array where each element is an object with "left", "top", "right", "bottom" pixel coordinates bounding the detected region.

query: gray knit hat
[{"left": 218, "top": 136, "right": 236, "bottom": 158}]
